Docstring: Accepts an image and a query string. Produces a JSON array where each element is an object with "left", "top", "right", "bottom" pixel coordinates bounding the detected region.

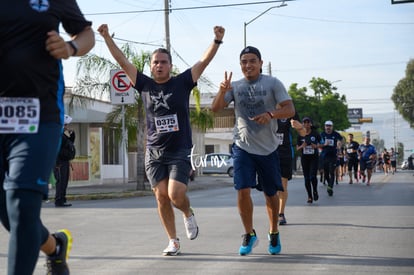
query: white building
[{"left": 65, "top": 90, "right": 235, "bottom": 184}]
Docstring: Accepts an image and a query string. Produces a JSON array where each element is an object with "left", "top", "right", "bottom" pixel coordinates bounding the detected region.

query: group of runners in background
[{"left": 317, "top": 133, "right": 398, "bottom": 187}]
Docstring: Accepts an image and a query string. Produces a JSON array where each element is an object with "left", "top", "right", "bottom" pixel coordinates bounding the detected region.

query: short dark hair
[{"left": 152, "top": 48, "right": 172, "bottom": 63}]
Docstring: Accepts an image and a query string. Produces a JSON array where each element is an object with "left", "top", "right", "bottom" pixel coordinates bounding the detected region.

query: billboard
[{"left": 347, "top": 108, "right": 363, "bottom": 124}]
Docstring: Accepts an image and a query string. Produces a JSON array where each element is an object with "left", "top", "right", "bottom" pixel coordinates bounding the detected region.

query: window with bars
[{"left": 102, "top": 127, "right": 121, "bottom": 165}]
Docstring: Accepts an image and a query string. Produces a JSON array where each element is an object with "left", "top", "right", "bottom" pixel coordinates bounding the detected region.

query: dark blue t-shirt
[
  {"left": 0, "top": 0, "right": 92, "bottom": 123},
  {"left": 276, "top": 112, "right": 300, "bottom": 159},
  {"left": 297, "top": 129, "right": 321, "bottom": 157},
  {"left": 320, "top": 130, "right": 343, "bottom": 158},
  {"left": 134, "top": 69, "right": 195, "bottom": 151},
  {"left": 346, "top": 141, "right": 360, "bottom": 160}
]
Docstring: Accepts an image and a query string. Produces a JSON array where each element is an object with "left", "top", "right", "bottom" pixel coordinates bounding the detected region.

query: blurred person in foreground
[{"left": 0, "top": 1, "right": 95, "bottom": 274}]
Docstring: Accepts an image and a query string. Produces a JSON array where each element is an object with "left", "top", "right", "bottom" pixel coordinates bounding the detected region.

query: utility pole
[
  {"left": 268, "top": 62, "right": 272, "bottom": 76},
  {"left": 164, "top": 0, "right": 171, "bottom": 52},
  {"left": 393, "top": 109, "right": 398, "bottom": 151}
]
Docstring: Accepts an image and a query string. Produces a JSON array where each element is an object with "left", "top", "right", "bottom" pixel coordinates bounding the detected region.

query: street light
[
  {"left": 243, "top": 2, "right": 287, "bottom": 48},
  {"left": 330, "top": 79, "right": 342, "bottom": 87}
]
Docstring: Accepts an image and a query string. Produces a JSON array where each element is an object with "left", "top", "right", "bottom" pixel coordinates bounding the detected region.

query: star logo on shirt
[{"left": 151, "top": 91, "right": 171, "bottom": 111}]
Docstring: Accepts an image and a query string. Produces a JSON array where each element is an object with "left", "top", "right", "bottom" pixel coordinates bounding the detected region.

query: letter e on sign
[{"left": 110, "top": 69, "right": 135, "bottom": 105}]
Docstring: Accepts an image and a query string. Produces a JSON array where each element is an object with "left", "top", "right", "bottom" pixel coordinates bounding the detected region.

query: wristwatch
[{"left": 67, "top": 40, "right": 79, "bottom": 56}]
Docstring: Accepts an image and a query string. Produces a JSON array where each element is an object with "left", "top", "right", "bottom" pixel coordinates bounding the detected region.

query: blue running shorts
[
  {"left": 232, "top": 144, "right": 283, "bottom": 196},
  {"left": 1, "top": 122, "right": 62, "bottom": 197}
]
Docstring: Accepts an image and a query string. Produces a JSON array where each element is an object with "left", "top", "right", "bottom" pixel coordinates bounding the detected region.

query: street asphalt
[{"left": 1, "top": 170, "right": 413, "bottom": 274}]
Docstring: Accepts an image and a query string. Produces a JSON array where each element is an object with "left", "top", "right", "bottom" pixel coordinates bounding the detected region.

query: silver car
[{"left": 202, "top": 153, "right": 234, "bottom": 177}]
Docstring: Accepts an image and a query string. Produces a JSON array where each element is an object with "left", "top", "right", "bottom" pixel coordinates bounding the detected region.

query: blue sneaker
[
  {"left": 239, "top": 230, "right": 259, "bottom": 256},
  {"left": 268, "top": 232, "right": 281, "bottom": 255}
]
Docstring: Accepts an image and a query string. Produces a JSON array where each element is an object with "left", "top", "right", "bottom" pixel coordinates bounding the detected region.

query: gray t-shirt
[{"left": 224, "top": 74, "right": 291, "bottom": 155}]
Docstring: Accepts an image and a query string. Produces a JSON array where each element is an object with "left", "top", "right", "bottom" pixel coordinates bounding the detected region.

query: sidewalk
[
  {"left": 48, "top": 170, "right": 414, "bottom": 202},
  {"left": 48, "top": 174, "right": 234, "bottom": 201}
]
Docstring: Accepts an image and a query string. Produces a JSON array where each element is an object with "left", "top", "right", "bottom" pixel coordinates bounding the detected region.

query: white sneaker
[
  {"left": 183, "top": 208, "right": 199, "bottom": 240},
  {"left": 162, "top": 238, "right": 180, "bottom": 256}
]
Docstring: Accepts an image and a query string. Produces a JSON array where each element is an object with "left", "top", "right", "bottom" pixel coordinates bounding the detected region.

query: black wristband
[
  {"left": 67, "top": 40, "right": 78, "bottom": 56},
  {"left": 267, "top": 111, "right": 274, "bottom": 119},
  {"left": 214, "top": 39, "right": 223, "bottom": 45}
]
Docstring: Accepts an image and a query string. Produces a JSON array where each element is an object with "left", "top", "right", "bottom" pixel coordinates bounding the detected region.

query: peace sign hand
[{"left": 220, "top": 71, "right": 232, "bottom": 92}]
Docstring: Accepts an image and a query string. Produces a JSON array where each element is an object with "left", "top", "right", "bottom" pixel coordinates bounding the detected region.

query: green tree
[
  {"left": 288, "top": 77, "right": 350, "bottom": 131},
  {"left": 392, "top": 59, "right": 414, "bottom": 128},
  {"left": 190, "top": 86, "right": 214, "bottom": 131},
  {"left": 397, "top": 142, "right": 404, "bottom": 165},
  {"left": 287, "top": 83, "right": 310, "bottom": 117}
]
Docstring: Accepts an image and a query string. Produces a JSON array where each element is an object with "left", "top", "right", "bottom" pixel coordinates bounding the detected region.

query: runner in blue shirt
[{"left": 358, "top": 136, "right": 377, "bottom": 185}]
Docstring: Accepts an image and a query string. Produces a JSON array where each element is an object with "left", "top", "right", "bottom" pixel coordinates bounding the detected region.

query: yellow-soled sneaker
[{"left": 46, "top": 229, "right": 72, "bottom": 275}]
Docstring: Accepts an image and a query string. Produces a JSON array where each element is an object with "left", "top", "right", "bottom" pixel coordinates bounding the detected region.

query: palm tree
[
  {"left": 72, "top": 43, "right": 214, "bottom": 189},
  {"left": 72, "top": 44, "right": 150, "bottom": 190}
]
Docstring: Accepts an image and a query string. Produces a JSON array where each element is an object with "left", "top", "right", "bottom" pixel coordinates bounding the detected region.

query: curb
[
  {"left": 65, "top": 190, "right": 153, "bottom": 201},
  {"left": 52, "top": 178, "right": 230, "bottom": 202}
]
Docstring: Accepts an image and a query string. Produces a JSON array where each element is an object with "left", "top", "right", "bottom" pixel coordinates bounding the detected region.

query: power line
[
  {"left": 110, "top": 37, "right": 163, "bottom": 47},
  {"left": 84, "top": 1, "right": 414, "bottom": 25},
  {"left": 84, "top": 0, "right": 293, "bottom": 16}
]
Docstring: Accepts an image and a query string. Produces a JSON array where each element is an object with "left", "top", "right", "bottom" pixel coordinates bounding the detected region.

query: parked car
[
  {"left": 202, "top": 153, "right": 234, "bottom": 177},
  {"left": 401, "top": 160, "right": 409, "bottom": 170}
]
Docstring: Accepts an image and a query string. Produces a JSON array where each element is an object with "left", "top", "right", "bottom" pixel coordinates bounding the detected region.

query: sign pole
[
  {"left": 122, "top": 105, "right": 126, "bottom": 184},
  {"left": 110, "top": 69, "right": 135, "bottom": 185}
]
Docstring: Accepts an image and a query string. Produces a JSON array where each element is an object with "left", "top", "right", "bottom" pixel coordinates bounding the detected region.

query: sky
[{"left": 61, "top": 0, "right": 414, "bottom": 152}]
